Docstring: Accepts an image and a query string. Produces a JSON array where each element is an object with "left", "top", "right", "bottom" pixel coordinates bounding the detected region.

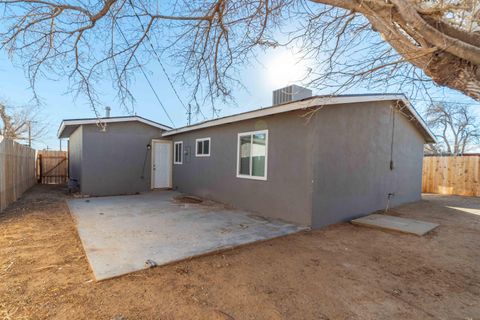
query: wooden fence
[
  {"left": 422, "top": 155, "right": 480, "bottom": 197},
  {"left": 37, "top": 150, "right": 68, "bottom": 184},
  {"left": 0, "top": 137, "right": 37, "bottom": 212}
]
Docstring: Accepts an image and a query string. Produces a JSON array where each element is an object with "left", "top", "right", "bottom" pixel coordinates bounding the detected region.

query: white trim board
[
  {"left": 151, "top": 139, "right": 173, "bottom": 189},
  {"left": 58, "top": 116, "right": 171, "bottom": 138},
  {"left": 195, "top": 137, "right": 211, "bottom": 157},
  {"left": 236, "top": 130, "right": 268, "bottom": 181},
  {"left": 162, "top": 95, "right": 436, "bottom": 143},
  {"left": 173, "top": 141, "right": 183, "bottom": 164}
]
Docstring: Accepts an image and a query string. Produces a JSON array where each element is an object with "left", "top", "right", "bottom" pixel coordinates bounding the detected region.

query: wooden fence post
[{"left": 37, "top": 154, "right": 43, "bottom": 184}]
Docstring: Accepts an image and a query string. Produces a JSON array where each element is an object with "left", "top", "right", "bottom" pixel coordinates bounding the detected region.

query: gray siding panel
[
  {"left": 310, "top": 101, "right": 425, "bottom": 228},
  {"left": 80, "top": 122, "right": 164, "bottom": 196},
  {"left": 172, "top": 110, "right": 314, "bottom": 226},
  {"left": 68, "top": 126, "right": 83, "bottom": 185}
]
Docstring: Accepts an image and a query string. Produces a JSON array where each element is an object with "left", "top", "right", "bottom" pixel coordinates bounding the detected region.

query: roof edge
[
  {"left": 57, "top": 116, "right": 172, "bottom": 138},
  {"left": 395, "top": 98, "right": 437, "bottom": 144},
  {"left": 162, "top": 94, "right": 436, "bottom": 143}
]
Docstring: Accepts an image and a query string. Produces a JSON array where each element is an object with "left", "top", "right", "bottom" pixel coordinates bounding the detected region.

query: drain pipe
[{"left": 385, "top": 105, "right": 398, "bottom": 212}]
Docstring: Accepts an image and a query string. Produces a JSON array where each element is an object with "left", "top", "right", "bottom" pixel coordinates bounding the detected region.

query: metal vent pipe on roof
[{"left": 105, "top": 106, "right": 111, "bottom": 118}]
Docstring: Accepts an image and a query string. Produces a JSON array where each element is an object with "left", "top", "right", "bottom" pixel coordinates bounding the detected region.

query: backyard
[{"left": 1, "top": 184, "right": 479, "bottom": 319}]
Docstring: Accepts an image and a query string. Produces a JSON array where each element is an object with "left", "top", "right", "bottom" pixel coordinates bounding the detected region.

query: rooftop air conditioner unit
[{"left": 272, "top": 85, "right": 312, "bottom": 106}]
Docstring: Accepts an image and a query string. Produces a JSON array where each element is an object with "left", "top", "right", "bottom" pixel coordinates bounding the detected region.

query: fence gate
[{"left": 37, "top": 150, "right": 68, "bottom": 184}]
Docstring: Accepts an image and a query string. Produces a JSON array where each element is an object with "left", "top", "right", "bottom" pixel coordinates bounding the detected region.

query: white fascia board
[
  {"left": 162, "top": 95, "right": 415, "bottom": 137},
  {"left": 135, "top": 117, "right": 172, "bottom": 131},
  {"left": 162, "top": 94, "right": 436, "bottom": 143},
  {"left": 57, "top": 116, "right": 171, "bottom": 138},
  {"left": 57, "top": 122, "right": 69, "bottom": 138},
  {"left": 161, "top": 96, "right": 335, "bottom": 137},
  {"left": 396, "top": 98, "right": 437, "bottom": 143}
]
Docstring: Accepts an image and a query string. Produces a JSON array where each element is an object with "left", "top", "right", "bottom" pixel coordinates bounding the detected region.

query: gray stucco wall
[
  {"left": 171, "top": 110, "right": 315, "bottom": 226},
  {"left": 68, "top": 125, "right": 83, "bottom": 185},
  {"left": 79, "top": 122, "right": 164, "bottom": 196},
  {"left": 310, "top": 101, "right": 425, "bottom": 228},
  {"left": 171, "top": 101, "right": 426, "bottom": 228},
  {"left": 68, "top": 101, "right": 426, "bottom": 228}
]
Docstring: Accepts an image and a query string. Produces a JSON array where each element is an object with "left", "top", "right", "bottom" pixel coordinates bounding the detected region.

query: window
[
  {"left": 196, "top": 138, "right": 211, "bottom": 157},
  {"left": 174, "top": 141, "right": 183, "bottom": 164},
  {"left": 237, "top": 130, "right": 268, "bottom": 180}
]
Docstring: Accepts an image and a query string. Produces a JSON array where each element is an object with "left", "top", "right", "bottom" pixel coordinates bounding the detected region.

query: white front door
[{"left": 152, "top": 140, "right": 172, "bottom": 189}]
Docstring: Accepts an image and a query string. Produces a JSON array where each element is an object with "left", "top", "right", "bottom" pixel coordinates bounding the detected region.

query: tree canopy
[
  {"left": 0, "top": 0, "right": 479, "bottom": 113},
  {"left": 425, "top": 103, "right": 480, "bottom": 155}
]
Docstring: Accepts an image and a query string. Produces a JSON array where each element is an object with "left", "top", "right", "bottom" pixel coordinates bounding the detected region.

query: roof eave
[
  {"left": 396, "top": 97, "right": 437, "bottom": 144},
  {"left": 162, "top": 94, "right": 436, "bottom": 143},
  {"left": 57, "top": 121, "right": 68, "bottom": 138},
  {"left": 57, "top": 116, "right": 171, "bottom": 138}
]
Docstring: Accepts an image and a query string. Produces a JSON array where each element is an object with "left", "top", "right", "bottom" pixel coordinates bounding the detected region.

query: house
[
  {"left": 58, "top": 89, "right": 435, "bottom": 228},
  {"left": 58, "top": 116, "right": 171, "bottom": 196}
]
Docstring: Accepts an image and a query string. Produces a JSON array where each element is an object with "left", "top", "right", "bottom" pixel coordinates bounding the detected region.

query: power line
[
  {"left": 136, "top": 61, "right": 176, "bottom": 127},
  {"left": 129, "top": 7, "right": 208, "bottom": 122},
  {"left": 145, "top": 39, "right": 208, "bottom": 123},
  {"left": 187, "top": 103, "right": 192, "bottom": 125},
  {"left": 152, "top": 49, "right": 187, "bottom": 111},
  {"left": 146, "top": 39, "right": 208, "bottom": 121},
  {"left": 410, "top": 98, "right": 480, "bottom": 106},
  {"left": 114, "top": 21, "right": 175, "bottom": 127}
]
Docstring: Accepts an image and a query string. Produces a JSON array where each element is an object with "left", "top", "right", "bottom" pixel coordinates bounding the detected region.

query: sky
[
  {"left": 0, "top": 45, "right": 479, "bottom": 151},
  {"left": 0, "top": 47, "right": 313, "bottom": 150}
]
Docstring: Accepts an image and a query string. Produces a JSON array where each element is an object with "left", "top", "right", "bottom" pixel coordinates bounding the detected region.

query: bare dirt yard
[{"left": 1, "top": 185, "right": 479, "bottom": 320}]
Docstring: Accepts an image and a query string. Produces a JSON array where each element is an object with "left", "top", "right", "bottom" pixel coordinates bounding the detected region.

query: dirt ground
[{"left": 1, "top": 185, "right": 479, "bottom": 320}]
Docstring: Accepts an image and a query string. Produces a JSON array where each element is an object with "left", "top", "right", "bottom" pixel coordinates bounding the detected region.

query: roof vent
[
  {"left": 105, "top": 106, "right": 111, "bottom": 118},
  {"left": 272, "top": 85, "right": 312, "bottom": 106}
]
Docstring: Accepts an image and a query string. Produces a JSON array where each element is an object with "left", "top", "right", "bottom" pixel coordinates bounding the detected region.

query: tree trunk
[{"left": 308, "top": 0, "right": 480, "bottom": 101}]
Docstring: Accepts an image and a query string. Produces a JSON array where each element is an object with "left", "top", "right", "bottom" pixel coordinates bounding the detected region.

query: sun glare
[{"left": 266, "top": 51, "right": 309, "bottom": 88}]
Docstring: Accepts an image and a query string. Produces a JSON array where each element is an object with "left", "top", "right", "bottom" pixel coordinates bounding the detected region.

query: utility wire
[
  {"left": 114, "top": 21, "right": 176, "bottom": 127},
  {"left": 151, "top": 47, "right": 186, "bottom": 110},
  {"left": 129, "top": 6, "right": 208, "bottom": 121},
  {"left": 410, "top": 98, "right": 480, "bottom": 106},
  {"left": 145, "top": 38, "right": 208, "bottom": 122},
  {"left": 136, "top": 59, "right": 176, "bottom": 127}
]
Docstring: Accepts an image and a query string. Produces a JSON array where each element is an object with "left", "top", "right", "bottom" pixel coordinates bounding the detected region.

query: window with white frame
[
  {"left": 195, "top": 138, "right": 211, "bottom": 157},
  {"left": 237, "top": 130, "right": 268, "bottom": 180},
  {"left": 174, "top": 141, "right": 183, "bottom": 164}
]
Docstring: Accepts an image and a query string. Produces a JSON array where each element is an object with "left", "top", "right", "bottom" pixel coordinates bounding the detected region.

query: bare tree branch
[
  {"left": 0, "top": 0, "right": 478, "bottom": 116},
  {"left": 0, "top": 101, "right": 48, "bottom": 142},
  {"left": 424, "top": 102, "right": 480, "bottom": 155}
]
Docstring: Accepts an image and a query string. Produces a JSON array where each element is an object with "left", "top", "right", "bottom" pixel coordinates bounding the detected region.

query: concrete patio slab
[
  {"left": 68, "top": 191, "right": 306, "bottom": 281},
  {"left": 351, "top": 213, "right": 439, "bottom": 236}
]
